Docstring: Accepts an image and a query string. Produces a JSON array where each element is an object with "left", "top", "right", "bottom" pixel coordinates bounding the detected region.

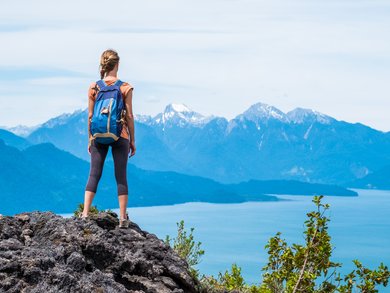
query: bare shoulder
[
  {"left": 88, "top": 81, "right": 99, "bottom": 100},
  {"left": 121, "top": 81, "right": 134, "bottom": 99},
  {"left": 121, "top": 81, "right": 134, "bottom": 90},
  {"left": 89, "top": 81, "right": 98, "bottom": 89}
]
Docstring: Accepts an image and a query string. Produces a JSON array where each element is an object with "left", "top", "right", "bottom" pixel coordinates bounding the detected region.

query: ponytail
[{"left": 99, "top": 49, "right": 120, "bottom": 79}]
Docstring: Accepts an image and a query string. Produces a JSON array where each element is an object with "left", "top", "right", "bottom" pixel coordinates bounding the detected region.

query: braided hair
[{"left": 99, "top": 49, "right": 120, "bottom": 79}]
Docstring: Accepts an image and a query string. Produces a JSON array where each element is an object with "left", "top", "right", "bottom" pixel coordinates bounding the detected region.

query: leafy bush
[
  {"left": 165, "top": 220, "right": 205, "bottom": 280},
  {"left": 197, "top": 264, "right": 261, "bottom": 293},
  {"left": 218, "top": 263, "right": 245, "bottom": 291},
  {"left": 73, "top": 203, "right": 100, "bottom": 217},
  {"left": 259, "top": 196, "right": 389, "bottom": 293}
]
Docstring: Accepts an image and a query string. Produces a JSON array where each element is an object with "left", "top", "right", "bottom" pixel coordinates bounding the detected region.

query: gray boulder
[{"left": 0, "top": 211, "right": 199, "bottom": 293}]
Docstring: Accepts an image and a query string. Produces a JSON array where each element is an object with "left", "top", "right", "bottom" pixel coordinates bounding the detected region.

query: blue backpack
[{"left": 90, "top": 79, "right": 125, "bottom": 144}]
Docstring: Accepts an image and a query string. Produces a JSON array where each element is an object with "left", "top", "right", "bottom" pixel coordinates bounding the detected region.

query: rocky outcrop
[{"left": 0, "top": 212, "right": 199, "bottom": 293}]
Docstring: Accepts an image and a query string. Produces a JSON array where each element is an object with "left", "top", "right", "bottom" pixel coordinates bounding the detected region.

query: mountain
[
  {"left": 1, "top": 124, "right": 39, "bottom": 137},
  {"left": 236, "top": 102, "right": 289, "bottom": 125},
  {"left": 6, "top": 102, "right": 390, "bottom": 186},
  {"left": 347, "top": 164, "right": 390, "bottom": 189},
  {"left": 26, "top": 109, "right": 89, "bottom": 160},
  {"left": 0, "top": 139, "right": 357, "bottom": 215},
  {"left": 25, "top": 108, "right": 185, "bottom": 172},
  {"left": 286, "top": 107, "right": 334, "bottom": 124},
  {"left": 152, "top": 103, "right": 213, "bottom": 128},
  {"left": 0, "top": 140, "right": 90, "bottom": 215},
  {"left": 0, "top": 212, "right": 199, "bottom": 292},
  {"left": 0, "top": 129, "right": 31, "bottom": 149},
  {"left": 0, "top": 140, "right": 262, "bottom": 215}
]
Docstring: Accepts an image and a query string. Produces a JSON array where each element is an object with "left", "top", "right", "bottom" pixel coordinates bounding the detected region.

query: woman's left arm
[{"left": 124, "top": 88, "right": 136, "bottom": 157}]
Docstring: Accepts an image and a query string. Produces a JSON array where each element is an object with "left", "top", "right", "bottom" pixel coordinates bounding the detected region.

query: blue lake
[{"left": 66, "top": 189, "right": 390, "bottom": 291}]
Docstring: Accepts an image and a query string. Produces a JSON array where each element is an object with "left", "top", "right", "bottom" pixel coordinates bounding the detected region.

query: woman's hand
[
  {"left": 88, "top": 137, "right": 92, "bottom": 155},
  {"left": 124, "top": 88, "right": 136, "bottom": 159},
  {"left": 129, "top": 140, "right": 136, "bottom": 157}
]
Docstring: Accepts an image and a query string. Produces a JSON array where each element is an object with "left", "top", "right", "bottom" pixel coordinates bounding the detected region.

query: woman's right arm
[
  {"left": 87, "top": 83, "right": 96, "bottom": 154},
  {"left": 88, "top": 98, "right": 94, "bottom": 151}
]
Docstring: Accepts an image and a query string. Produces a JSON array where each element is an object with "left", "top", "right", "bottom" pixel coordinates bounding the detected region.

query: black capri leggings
[{"left": 85, "top": 137, "right": 129, "bottom": 195}]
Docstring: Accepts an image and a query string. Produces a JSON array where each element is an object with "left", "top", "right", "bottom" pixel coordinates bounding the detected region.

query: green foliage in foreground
[
  {"left": 164, "top": 220, "right": 205, "bottom": 279},
  {"left": 167, "top": 196, "right": 389, "bottom": 293},
  {"left": 73, "top": 203, "right": 100, "bottom": 217}
]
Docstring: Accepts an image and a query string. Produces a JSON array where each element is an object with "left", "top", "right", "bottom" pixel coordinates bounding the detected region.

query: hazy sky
[{"left": 0, "top": 0, "right": 389, "bottom": 131}]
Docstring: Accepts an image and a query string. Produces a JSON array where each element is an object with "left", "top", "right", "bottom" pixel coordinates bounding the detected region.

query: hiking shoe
[
  {"left": 119, "top": 213, "right": 130, "bottom": 229},
  {"left": 78, "top": 213, "right": 88, "bottom": 219}
]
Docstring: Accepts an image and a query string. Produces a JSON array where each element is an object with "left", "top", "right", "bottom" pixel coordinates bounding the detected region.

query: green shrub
[
  {"left": 218, "top": 263, "right": 245, "bottom": 291},
  {"left": 260, "top": 196, "right": 389, "bottom": 293},
  {"left": 73, "top": 203, "right": 100, "bottom": 217},
  {"left": 198, "top": 264, "right": 261, "bottom": 293},
  {"left": 165, "top": 220, "right": 205, "bottom": 280}
]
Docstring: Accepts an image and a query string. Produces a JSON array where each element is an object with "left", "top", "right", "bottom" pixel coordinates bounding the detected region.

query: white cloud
[{"left": 0, "top": 0, "right": 389, "bottom": 131}]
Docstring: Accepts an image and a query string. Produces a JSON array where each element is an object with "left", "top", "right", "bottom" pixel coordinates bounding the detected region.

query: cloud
[
  {"left": 0, "top": 0, "right": 389, "bottom": 131},
  {"left": 0, "top": 66, "right": 86, "bottom": 80}
]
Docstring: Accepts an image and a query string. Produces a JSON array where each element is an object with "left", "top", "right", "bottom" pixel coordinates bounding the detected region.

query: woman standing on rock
[{"left": 82, "top": 49, "right": 136, "bottom": 228}]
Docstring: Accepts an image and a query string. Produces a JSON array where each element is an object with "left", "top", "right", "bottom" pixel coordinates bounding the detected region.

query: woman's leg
[
  {"left": 83, "top": 140, "right": 109, "bottom": 216},
  {"left": 111, "top": 137, "right": 129, "bottom": 219},
  {"left": 83, "top": 191, "right": 96, "bottom": 216}
]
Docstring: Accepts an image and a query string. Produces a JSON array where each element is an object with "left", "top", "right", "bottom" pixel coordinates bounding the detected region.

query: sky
[{"left": 0, "top": 0, "right": 389, "bottom": 131}]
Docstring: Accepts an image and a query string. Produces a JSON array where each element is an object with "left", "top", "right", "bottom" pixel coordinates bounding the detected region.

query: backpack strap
[
  {"left": 114, "top": 80, "right": 125, "bottom": 102},
  {"left": 96, "top": 79, "right": 106, "bottom": 90},
  {"left": 114, "top": 79, "right": 123, "bottom": 87}
]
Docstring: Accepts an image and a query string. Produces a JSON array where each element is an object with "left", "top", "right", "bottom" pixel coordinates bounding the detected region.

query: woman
[{"left": 82, "top": 49, "right": 136, "bottom": 228}]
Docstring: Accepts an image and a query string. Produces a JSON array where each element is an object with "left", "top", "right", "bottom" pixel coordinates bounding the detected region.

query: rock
[
  {"left": 0, "top": 212, "right": 200, "bottom": 292},
  {"left": 15, "top": 214, "right": 30, "bottom": 222},
  {"left": 0, "top": 238, "right": 23, "bottom": 251},
  {"left": 66, "top": 252, "right": 86, "bottom": 272},
  {"left": 22, "top": 228, "right": 33, "bottom": 236}
]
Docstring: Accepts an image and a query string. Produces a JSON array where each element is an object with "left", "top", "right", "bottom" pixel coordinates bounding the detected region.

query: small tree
[
  {"left": 218, "top": 263, "right": 246, "bottom": 291},
  {"left": 260, "top": 196, "right": 389, "bottom": 293},
  {"left": 165, "top": 220, "right": 205, "bottom": 279}
]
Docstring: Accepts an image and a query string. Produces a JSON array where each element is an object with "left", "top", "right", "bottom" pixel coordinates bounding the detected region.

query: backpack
[{"left": 90, "top": 79, "right": 125, "bottom": 144}]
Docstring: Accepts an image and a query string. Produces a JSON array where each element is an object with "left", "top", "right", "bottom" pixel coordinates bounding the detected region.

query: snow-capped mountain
[
  {"left": 3, "top": 124, "right": 40, "bottom": 138},
  {"left": 151, "top": 103, "right": 213, "bottom": 128},
  {"left": 3, "top": 101, "right": 390, "bottom": 186},
  {"left": 286, "top": 108, "right": 333, "bottom": 124},
  {"left": 235, "top": 103, "right": 333, "bottom": 126},
  {"left": 41, "top": 109, "right": 86, "bottom": 129},
  {"left": 236, "top": 102, "right": 289, "bottom": 124},
  {"left": 134, "top": 114, "right": 153, "bottom": 124}
]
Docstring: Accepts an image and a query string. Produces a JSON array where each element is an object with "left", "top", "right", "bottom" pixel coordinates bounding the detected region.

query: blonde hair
[{"left": 100, "top": 49, "right": 120, "bottom": 79}]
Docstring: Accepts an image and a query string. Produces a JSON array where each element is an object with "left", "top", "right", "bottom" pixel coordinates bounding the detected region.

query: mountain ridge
[
  {"left": 3, "top": 101, "right": 390, "bottom": 186},
  {"left": 5, "top": 101, "right": 375, "bottom": 132}
]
